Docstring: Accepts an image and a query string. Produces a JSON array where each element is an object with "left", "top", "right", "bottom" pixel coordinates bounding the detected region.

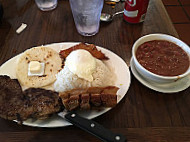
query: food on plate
[
  {"left": 65, "top": 49, "right": 96, "bottom": 82},
  {"left": 0, "top": 75, "right": 23, "bottom": 95},
  {"left": 0, "top": 75, "right": 23, "bottom": 120},
  {"left": 0, "top": 75, "right": 61, "bottom": 122},
  {"left": 0, "top": 43, "right": 122, "bottom": 124},
  {"left": 136, "top": 40, "right": 190, "bottom": 76},
  {"left": 22, "top": 88, "right": 61, "bottom": 120},
  {"left": 16, "top": 46, "right": 62, "bottom": 88},
  {"left": 59, "top": 43, "right": 109, "bottom": 61},
  {"left": 54, "top": 49, "right": 116, "bottom": 92},
  {"left": 59, "top": 86, "right": 119, "bottom": 111},
  {"left": 0, "top": 75, "right": 119, "bottom": 122}
]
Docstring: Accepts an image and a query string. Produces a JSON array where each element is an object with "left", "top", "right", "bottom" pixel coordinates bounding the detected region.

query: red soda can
[{"left": 123, "top": 0, "right": 150, "bottom": 23}]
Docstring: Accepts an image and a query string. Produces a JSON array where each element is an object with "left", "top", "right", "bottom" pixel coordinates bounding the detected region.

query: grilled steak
[
  {"left": 0, "top": 75, "right": 24, "bottom": 120},
  {"left": 23, "top": 88, "right": 62, "bottom": 119},
  {"left": 0, "top": 75, "right": 62, "bottom": 122},
  {"left": 0, "top": 75, "right": 22, "bottom": 94}
]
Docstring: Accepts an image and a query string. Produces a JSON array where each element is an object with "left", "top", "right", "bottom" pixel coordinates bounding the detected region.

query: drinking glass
[
  {"left": 69, "top": 0, "right": 104, "bottom": 36},
  {"left": 35, "top": 0, "right": 57, "bottom": 11}
]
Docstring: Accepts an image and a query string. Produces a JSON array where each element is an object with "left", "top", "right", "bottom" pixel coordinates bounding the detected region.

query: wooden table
[{"left": 0, "top": 0, "right": 190, "bottom": 141}]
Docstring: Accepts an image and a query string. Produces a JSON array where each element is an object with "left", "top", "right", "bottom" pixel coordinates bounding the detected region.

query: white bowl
[{"left": 132, "top": 34, "right": 190, "bottom": 83}]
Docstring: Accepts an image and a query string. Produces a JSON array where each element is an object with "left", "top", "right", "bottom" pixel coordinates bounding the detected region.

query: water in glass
[
  {"left": 70, "top": 0, "right": 104, "bottom": 36},
  {"left": 35, "top": 0, "right": 57, "bottom": 11}
]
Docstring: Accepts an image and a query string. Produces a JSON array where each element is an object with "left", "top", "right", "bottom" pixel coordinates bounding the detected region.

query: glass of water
[
  {"left": 69, "top": 0, "right": 104, "bottom": 36},
  {"left": 35, "top": 0, "right": 57, "bottom": 11}
]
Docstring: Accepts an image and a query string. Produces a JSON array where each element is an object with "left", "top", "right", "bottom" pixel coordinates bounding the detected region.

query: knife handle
[{"left": 65, "top": 112, "right": 127, "bottom": 142}]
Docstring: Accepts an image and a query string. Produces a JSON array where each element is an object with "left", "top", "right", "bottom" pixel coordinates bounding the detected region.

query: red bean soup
[{"left": 136, "top": 40, "right": 190, "bottom": 76}]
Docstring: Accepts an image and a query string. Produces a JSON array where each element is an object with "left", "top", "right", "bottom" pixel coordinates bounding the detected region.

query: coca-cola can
[{"left": 123, "top": 0, "right": 150, "bottom": 23}]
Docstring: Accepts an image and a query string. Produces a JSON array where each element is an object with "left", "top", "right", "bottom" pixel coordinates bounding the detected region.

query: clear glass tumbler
[
  {"left": 69, "top": 0, "right": 104, "bottom": 36},
  {"left": 35, "top": 0, "right": 57, "bottom": 11}
]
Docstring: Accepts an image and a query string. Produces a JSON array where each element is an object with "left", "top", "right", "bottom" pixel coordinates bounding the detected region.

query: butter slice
[{"left": 28, "top": 61, "right": 45, "bottom": 76}]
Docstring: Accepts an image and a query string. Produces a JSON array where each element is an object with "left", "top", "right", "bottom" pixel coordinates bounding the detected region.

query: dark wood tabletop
[{"left": 0, "top": 0, "right": 190, "bottom": 141}]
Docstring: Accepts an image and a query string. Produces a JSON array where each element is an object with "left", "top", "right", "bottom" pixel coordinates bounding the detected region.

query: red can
[{"left": 123, "top": 0, "right": 150, "bottom": 23}]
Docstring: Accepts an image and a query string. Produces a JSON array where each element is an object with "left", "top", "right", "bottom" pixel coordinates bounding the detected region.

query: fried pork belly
[
  {"left": 101, "top": 94, "right": 117, "bottom": 107},
  {"left": 100, "top": 86, "right": 118, "bottom": 107},
  {"left": 91, "top": 94, "right": 101, "bottom": 107},
  {"left": 59, "top": 89, "right": 86, "bottom": 111},
  {"left": 80, "top": 94, "right": 90, "bottom": 109},
  {"left": 66, "top": 94, "right": 80, "bottom": 111},
  {"left": 102, "top": 86, "right": 120, "bottom": 94},
  {"left": 59, "top": 43, "right": 109, "bottom": 61},
  {"left": 59, "top": 86, "right": 119, "bottom": 111}
]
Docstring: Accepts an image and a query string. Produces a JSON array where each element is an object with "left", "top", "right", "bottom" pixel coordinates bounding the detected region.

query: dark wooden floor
[{"left": 162, "top": 0, "right": 190, "bottom": 45}]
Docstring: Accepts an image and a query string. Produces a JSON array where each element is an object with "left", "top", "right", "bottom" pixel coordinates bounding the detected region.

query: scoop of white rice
[{"left": 54, "top": 59, "right": 115, "bottom": 92}]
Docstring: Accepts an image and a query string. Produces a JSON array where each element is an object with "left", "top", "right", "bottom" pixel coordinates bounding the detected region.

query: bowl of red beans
[{"left": 132, "top": 34, "right": 190, "bottom": 83}]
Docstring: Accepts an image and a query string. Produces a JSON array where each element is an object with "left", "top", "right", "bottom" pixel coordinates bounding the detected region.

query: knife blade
[{"left": 58, "top": 111, "right": 127, "bottom": 142}]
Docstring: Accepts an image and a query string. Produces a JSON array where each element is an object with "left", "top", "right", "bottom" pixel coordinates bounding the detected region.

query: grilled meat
[
  {"left": 0, "top": 75, "right": 25, "bottom": 120},
  {"left": 0, "top": 75, "right": 117, "bottom": 122},
  {"left": 0, "top": 75, "right": 22, "bottom": 94},
  {"left": 59, "top": 86, "right": 119, "bottom": 111},
  {"left": 0, "top": 75, "right": 62, "bottom": 122},
  {"left": 23, "top": 88, "right": 62, "bottom": 119}
]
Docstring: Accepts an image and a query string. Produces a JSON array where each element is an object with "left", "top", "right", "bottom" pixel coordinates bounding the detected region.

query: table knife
[{"left": 58, "top": 111, "right": 126, "bottom": 142}]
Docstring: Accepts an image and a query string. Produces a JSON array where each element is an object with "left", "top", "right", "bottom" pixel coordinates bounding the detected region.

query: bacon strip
[{"left": 59, "top": 43, "right": 109, "bottom": 60}]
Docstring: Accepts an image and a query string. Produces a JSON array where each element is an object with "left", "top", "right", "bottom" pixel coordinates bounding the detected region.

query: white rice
[{"left": 54, "top": 59, "right": 115, "bottom": 92}]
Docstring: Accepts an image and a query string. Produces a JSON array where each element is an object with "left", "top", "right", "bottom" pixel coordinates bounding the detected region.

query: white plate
[
  {"left": 130, "top": 57, "right": 190, "bottom": 93},
  {"left": 0, "top": 42, "right": 131, "bottom": 127}
]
